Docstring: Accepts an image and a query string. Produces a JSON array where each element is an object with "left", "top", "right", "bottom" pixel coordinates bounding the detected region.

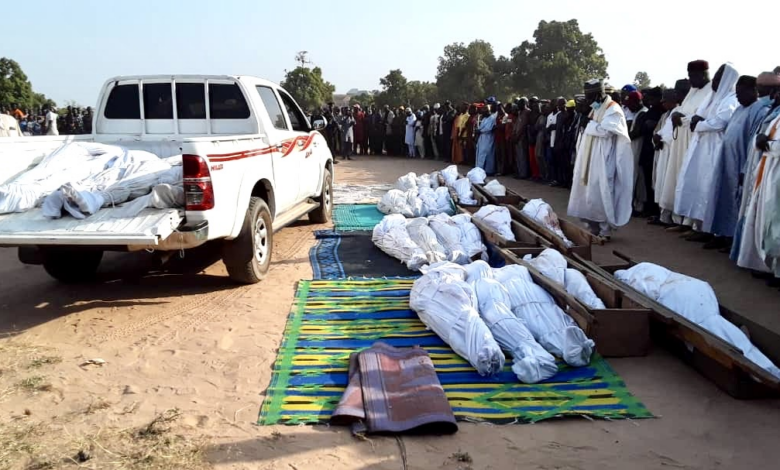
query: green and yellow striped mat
[{"left": 259, "top": 279, "right": 652, "bottom": 425}]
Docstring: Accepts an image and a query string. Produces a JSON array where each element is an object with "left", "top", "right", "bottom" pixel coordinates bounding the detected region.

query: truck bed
[{"left": 0, "top": 207, "right": 183, "bottom": 246}]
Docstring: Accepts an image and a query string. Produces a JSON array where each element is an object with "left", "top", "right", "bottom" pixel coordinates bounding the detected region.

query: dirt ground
[{"left": 1, "top": 156, "right": 779, "bottom": 470}]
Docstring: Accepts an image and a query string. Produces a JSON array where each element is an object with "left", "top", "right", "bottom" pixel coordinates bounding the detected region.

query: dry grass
[
  {"left": 0, "top": 342, "right": 60, "bottom": 402},
  {"left": 27, "top": 355, "right": 63, "bottom": 370},
  {"left": 84, "top": 398, "right": 112, "bottom": 415},
  {"left": 0, "top": 409, "right": 210, "bottom": 470}
]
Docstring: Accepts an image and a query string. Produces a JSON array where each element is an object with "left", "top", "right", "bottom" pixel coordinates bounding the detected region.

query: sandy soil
[{"left": 1, "top": 155, "right": 779, "bottom": 470}]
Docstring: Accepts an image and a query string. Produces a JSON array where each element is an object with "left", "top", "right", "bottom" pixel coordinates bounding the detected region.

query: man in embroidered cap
[
  {"left": 734, "top": 71, "right": 780, "bottom": 274},
  {"left": 658, "top": 60, "right": 713, "bottom": 230},
  {"left": 567, "top": 79, "right": 634, "bottom": 239},
  {"left": 707, "top": 75, "right": 771, "bottom": 251}
]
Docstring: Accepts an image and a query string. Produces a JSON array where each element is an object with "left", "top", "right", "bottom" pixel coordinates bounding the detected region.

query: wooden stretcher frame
[{"left": 573, "top": 250, "right": 780, "bottom": 398}]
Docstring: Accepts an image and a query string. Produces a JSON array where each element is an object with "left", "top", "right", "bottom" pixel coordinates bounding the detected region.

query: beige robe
[{"left": 657, "top": 83, "right": 712, "bottom": 214}]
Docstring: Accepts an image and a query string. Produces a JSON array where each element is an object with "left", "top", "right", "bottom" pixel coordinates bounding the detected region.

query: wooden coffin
[
  {"left": 574, "top": 250, "right": 780, "bottom": 398},
  {"left": 499, "top": 247, "right": 651, "bottom": 358},
  {"left": 473, "top": 183, "right": 528, "bottom": 206},
  {"left": 504, "top": 204, "right": 601, "bottom": 261},
  {"left": 459, "top": 205, "right": 547, "bottom": 249}
]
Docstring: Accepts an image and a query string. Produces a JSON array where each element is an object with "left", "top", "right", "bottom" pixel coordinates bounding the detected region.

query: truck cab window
[
  {"left": 176, "top": 83, "right": 206, "bottom": 119},
  {"left": 209, "top": 84, "right": 250, "bottom": 119},
  {"left": 143, "top": 83, "right": 173, "bottom": 119},
  {"left": 255, "top": 86, "right": 288, "bottom": 130},
  {"left": 104, "top": 84, "right": 141, "bottom": 119},
  {"left": 278, "top": 91, "right": 310, "bottom": 133}
]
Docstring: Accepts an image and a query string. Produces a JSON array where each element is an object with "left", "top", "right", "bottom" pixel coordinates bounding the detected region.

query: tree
[
  {"left": 633, "top": 71, "right": 652, "bottom": 89},
  {"left": 510, "top": 20, "right": 608, "bottom": 98},
  {"left": 436, "top": 40, "right": 497, "bottom": 103},
  {"left": 280, "top": 66, "right": 335, "bottom": 112},
  {"left": 349, "top": 92, "right": 376, "bottom": 108},
  {"left": 375, "top": 69, "right": 409, "bottom": 107},
  {"left": 406, "top": 81, "right": 438, "bottom": 108},
  {"left": 0, "top": 58, "right": 34, "bottom": 109}
]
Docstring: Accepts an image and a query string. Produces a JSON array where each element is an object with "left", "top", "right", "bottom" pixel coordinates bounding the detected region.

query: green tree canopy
[
  {"left": 349, "top": 92, "right": 376, "bottom": 108},
  {"left": 406, "top": 81, "right": 438, "bottom": 108},
  {"left": 375, "top": 69, "right": 409, "bottom": 107},
  {"left": 633, "top": 71, "right": 652, "bottom": 89},
  {"left": 436, "top": 40, "right": 497, "bottom": 103},
  {"left": 510, "top": 20, "right": 608, "bottom": 98},
  {"left": 0, "top": 57, "right": 56, "bottom": 110},
  {"left": 280, "top": 66, "right": 335, "bottom": 112}
]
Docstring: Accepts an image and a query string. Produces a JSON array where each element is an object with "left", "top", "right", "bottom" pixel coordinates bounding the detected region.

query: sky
[{"left": 5, "top": 0, "right": 776, "bottom": 107}]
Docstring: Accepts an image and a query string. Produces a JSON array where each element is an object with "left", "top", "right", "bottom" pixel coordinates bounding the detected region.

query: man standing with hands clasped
[{"left": 567, "top": 79, "right": 635, "bottom": 240}]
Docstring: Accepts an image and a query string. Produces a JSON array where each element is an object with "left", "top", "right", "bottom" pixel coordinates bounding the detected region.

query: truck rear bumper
[{"left": 139, "top": 220, "right": 209, "bottom": 252}]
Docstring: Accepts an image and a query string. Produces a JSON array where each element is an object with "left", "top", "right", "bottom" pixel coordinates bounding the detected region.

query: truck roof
[{"left": 103, "top": 75, "right": 280, "bottom": 88}]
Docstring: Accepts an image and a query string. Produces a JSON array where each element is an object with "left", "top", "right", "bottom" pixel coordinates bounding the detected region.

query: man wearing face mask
[
  {"left": 658, "top": 60, "right": 713, "bottom": 229},
  {"left": 709, "top": 75, "right": 771, "bottom": 251},
  {"left": 567, "top": 79, "right": 634, "bottom": 240},
  {"left": 674, "top": 63, "right": 740, "bottom": 242}
]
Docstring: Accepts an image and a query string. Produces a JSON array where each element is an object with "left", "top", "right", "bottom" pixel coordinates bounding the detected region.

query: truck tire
[
  {"left": 223, "top": 197, "right": 273, "bottom": 284},
  {"left": 309, "top": 168, "right": 332, "bottom": 223},
  {"left": 42, "top": 248, "right": 103, "bottom": 283}
]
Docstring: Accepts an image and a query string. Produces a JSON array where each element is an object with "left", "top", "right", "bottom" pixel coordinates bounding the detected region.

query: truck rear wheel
[
  {"left": 309, "top": 168, "right": 332, "bottom": 223},
  {"left": 42, "top": 248, "right": 103, "bottom": 283},
  {"left": 223, "top": 197, "right": 273, "bottom": 284}
]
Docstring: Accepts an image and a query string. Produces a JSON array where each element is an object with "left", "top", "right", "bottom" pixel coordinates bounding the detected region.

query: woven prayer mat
[
  {"left": 258, "top": 279, "right": 653, "bottom": 425},
  {"left": 309, "top": 230, "right": 418, "bottom": 280},
  {"left": 332, "top": 204, "right": 385, "bottom": 231}
]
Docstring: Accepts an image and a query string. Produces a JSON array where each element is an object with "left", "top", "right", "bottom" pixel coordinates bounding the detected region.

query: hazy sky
[{"left": 6, "top": 0, "right": 776, "bottom": 106}]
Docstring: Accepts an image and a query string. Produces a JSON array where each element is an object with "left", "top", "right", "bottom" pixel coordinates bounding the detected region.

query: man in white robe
[
  {"left": 404, "top": 109, "right": 417, "bottom": 158},
  {"left": 657, "top": 60, "right": 713, "bottom": 228},
  {"left": 567, "top": 79, "right": 634, "bottom": 239},
  {"left": 649, "top": 82, "right": 691, "bottom": 227},
  {"left": 674, "top": 63, "right": 740, "bottom": 241}
]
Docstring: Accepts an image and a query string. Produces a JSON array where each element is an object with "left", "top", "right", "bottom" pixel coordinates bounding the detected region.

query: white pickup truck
[{"left": 0, "top": 75, "right": 333, "bottom": 284}]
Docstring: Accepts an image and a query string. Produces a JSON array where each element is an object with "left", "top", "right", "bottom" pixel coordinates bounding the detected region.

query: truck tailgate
[{"left": 0, "top": 208, "right": 183, "bottom": 246}]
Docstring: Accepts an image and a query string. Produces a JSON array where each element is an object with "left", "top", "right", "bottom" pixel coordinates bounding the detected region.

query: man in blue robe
[
  {"left": 707, "top": 76, "right": 770, "bottom": 250},
  {"left": 729, "top": 72, "right": 780, "bottom": 259},
  {"left": 476, "top": 104, "right": 497, "bottom": 175}
]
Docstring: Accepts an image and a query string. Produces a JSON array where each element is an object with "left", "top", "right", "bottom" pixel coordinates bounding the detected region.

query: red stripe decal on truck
[{"left": 207, "top": 132, "right": 321, "bottom": 162}]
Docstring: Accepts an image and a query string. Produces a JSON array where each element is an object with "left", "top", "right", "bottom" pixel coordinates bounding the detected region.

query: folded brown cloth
[{"left": 331, "top": 342, "right": 457, "bottom": 435}]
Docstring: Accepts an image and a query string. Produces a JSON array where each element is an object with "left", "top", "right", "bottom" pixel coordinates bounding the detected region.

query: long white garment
[
  {"left": 657, "top": 83, "right": 712, "bottom": 213},
  {"left": 567, "top": 96, "right": 634, "bottom": 227},
  {"left": 404, "top": 114, "right": 416, "bottom": 147},
  {"left": 674, "top": 64, "right": 740, "bottom": 228},
  {"left": 737, "top": 114, "right": 780, "bottom": 272},
  {"left": 653, "top": 110, "right": 674, "bottom": 202}
]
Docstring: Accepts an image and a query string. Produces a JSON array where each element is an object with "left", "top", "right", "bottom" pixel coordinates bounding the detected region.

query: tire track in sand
[
  {"left": 94, "top": 287, "right": 240, "bottom": 343},
  {"left": 153, "top": 286, "right": 247, "bottom": 345}
]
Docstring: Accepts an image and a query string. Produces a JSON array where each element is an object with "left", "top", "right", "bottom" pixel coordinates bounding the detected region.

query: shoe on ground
[
  {"left": 685, "top": 232, "right": 712, "bottom": 242},
  {"left": 665, "top": 225, "right": 687, "bottom": 233}
]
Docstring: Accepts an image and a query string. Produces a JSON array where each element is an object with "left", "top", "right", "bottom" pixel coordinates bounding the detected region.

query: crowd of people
[
  {"left": 0, "top": 105, "right": 93, "bottom": 137},
  {"left": 311, "top": 61, "right": 780, "bottom": 284}
]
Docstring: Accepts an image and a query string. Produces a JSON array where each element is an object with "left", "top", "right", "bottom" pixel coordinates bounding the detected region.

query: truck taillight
[{"left": 182, "top": 154, "right": 215, "bottom": 211}]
